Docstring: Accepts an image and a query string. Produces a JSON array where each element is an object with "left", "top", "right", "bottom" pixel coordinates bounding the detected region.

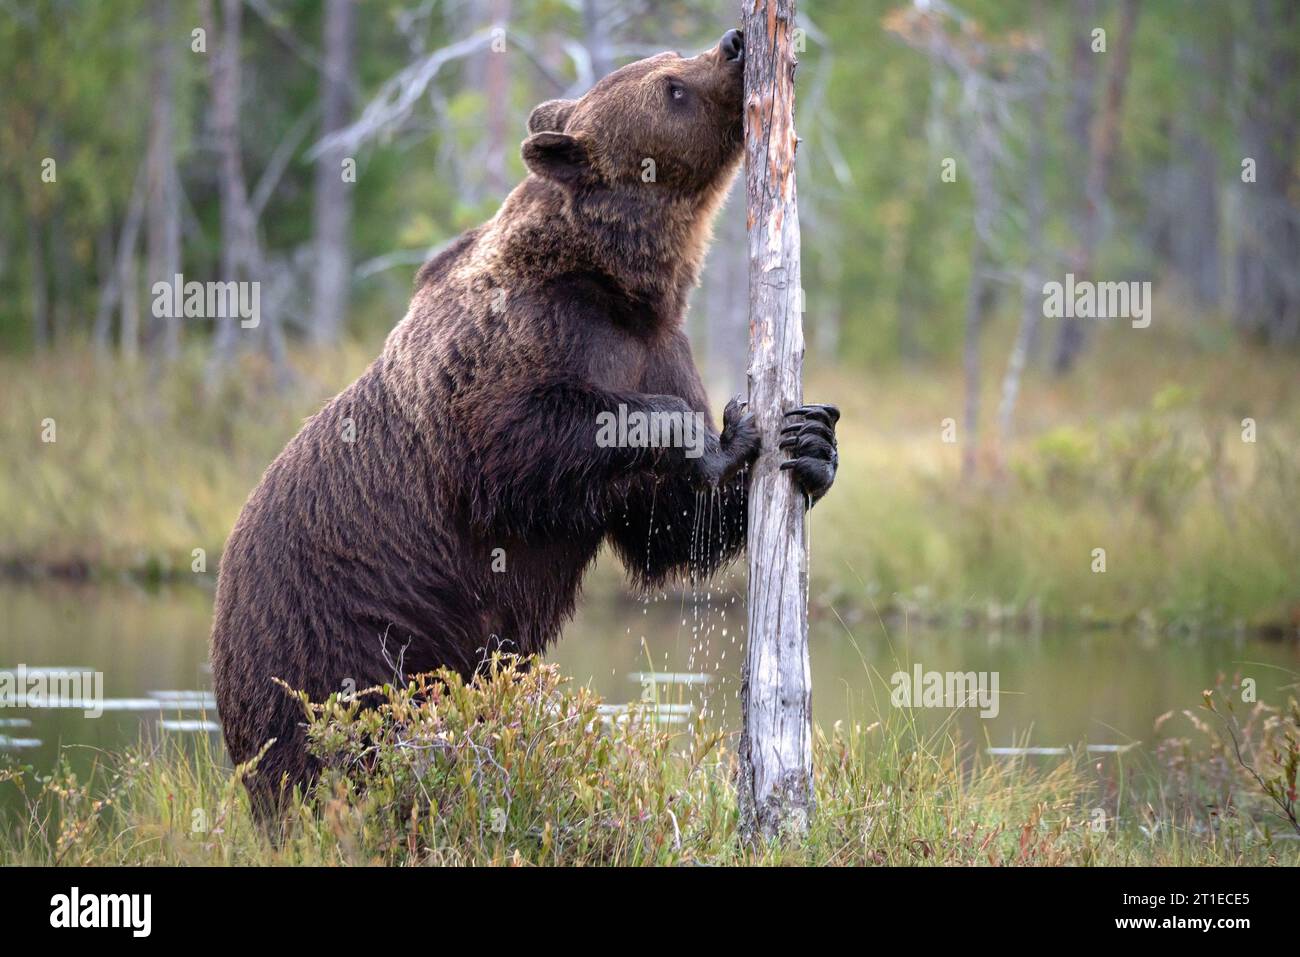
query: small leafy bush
[{"left": 294, "top": 654, "right": 728, "bottom": 865}]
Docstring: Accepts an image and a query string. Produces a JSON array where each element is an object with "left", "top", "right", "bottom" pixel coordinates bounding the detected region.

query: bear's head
[{"left": 522, "top": 29, "right": 745, "bottom": 201}]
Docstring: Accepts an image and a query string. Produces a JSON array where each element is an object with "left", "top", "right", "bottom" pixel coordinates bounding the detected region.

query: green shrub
[
  {"left": 293, "top": 654, "right": 728, "bottom": 865},
  {"left": 1016, "top": 425, "right": 1101, "bottom": 502}
]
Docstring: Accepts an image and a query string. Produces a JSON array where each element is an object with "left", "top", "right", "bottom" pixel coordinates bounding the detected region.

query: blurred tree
[
  {"left": 887, "top": 0, "right": 1045, "bottom": 477},
  {"left": 1052, "top": 0, "right": 1141, "bottom": 375},
  {"left": 145, "top": 0, "right": 183, "bottom": 365},
  {"left": 1231, "top": 0, "right": 1300, "bottom": 345},
  {"left": 310, "top": 0, "right": 356, "bottom": 345},
  {"left": 995, "top": 0, "right": 1048, "bottom": 469},
  {"left": 0, "top": 0, "right": 1295, "bottom": 372},
  {"left": 202, "top": 0, "right": 286, "bottom": 382}
]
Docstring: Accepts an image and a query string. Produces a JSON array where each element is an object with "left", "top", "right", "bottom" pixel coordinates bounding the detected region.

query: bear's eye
[{"left": 667, "top": 80, "right": 687, "bottom": 104}]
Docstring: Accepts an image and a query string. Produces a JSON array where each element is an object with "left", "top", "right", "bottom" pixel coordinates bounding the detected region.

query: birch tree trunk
[
  {"left": 145, "top": 0, "right": 182, "bottom": 364},
  {"left": 310, "top": 0, "right": 355, "bottom": 345},
  {"left": 1053, "top": 0, "right": 1141, "bottom": 374},
  {"left": 995, "top": 6, "right": 1048, "bottom": 467},
  {"left": 738, "top": 0, "right": 812, "bottom": 843},
  {"left": 204, "top": 0, "right": 250, "bottom": 374},
  {"left": 580, "top": 0, "right": 613, "bottom": 82},
  {"left": 202, "top": 0, "right": 287, "bottom": 385},
  {"left": 483, "top": 0, "right": 512, "bottom": 198}
]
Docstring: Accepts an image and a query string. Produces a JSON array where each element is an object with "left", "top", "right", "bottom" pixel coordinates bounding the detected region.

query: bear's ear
[
  {"left": 527, "top": 98, "right": 576, "bottom": 134},
  {"left": 522, "top": 131, "right": 589, "bottom": 185}
]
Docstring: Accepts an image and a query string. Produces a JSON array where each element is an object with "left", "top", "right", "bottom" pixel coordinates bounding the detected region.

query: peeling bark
[{"left": 738, "top": 0, "right": 813, "bottom": 843}]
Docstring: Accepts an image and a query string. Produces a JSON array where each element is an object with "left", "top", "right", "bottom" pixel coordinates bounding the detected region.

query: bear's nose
[{"left": 720, "top": 29, "right": 744, "bottom": 62}]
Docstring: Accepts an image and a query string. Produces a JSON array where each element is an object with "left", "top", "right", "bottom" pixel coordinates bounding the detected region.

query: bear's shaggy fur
[{"left": 210, "top": 31, "right": 837, "bottom": 816}]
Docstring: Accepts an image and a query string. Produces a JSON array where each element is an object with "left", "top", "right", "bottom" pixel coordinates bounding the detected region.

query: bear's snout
[{"left": 719, "top": 29, "right": 744, "bottom": 63}]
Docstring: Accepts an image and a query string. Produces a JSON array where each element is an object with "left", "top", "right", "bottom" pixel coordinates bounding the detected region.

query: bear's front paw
[
  {"left": 691, "top": 396, "right": 759, "bottom": 489},
  {"left": 721, "top": 395, "right": 760, "bottom": 456},
  {"left": 718, "top": 395, "right": 760, "bottom": 478},
  {"left": 780, "top": 403, "right": 839, "bottom": 506}
]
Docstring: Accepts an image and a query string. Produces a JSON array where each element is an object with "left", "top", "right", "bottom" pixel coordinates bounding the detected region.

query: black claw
[
  {"left": 780, "top": 421, "right": 835, "bottom": 443},
  {"left": 722, "top": 395, "right": 752, "bottom": 433},
  {"left": 783, "top": 403, "right": 840, "bottom": 426},
  {"left": 779, "top": 419, "right": 835, "bottom": 462},
  {"left": 780, "top": 436, "right": 835, "bottom": 460},
  {"left": 778, "top": 403, "right": 840, "bottom": 507}
]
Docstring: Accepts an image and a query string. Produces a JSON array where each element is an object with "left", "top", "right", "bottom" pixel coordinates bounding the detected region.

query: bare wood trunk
[
  {"left": 961, "top": 244, "right": 988, "bottom": 479},
  {"left": 92, "top": 224, "right": 116, "bottom": 352},
  {"left": 738, "top": 0, "right": 813, "bottom": 843},
  {"left": 204, "top": 0, "right": 246, "bottom": 373},
  {"left": 145, "top": 0, "right": 182, "bottom": 364},
  {"left": 958, "top": 66, "right": 998, "bottom": 481},
  {"left": 1164, "top": 35, "right": 1223, "bottom": 308},
  {"left": 94, "top": 161, "right": 147, "bottom": 355},
  {"left": 1052, "top": 0, "right": 1099, "bottom": 374},
  {"left": 1054, "top": 0, "right": 1141, "bottom": 375},
  {"left": 1232, "top": 0, "right": 1300, "bottom": 344},
  {"left": 580, "top": 0, "right": 613, "bottom": 81},
  {"left": 119, "top": 165, "right": 148, "bottom": 360},
  {"left": 995, "top": 10, "right": 1048, "bottom": 465},
  {"left": 120, "top": 245, "right": 140, "bottom": 361},
  {"left": 202, "top": 0, "right": 287, "bottom": 384},
  {"left": 483, "top": 0, "right": 512, "bottom": 197},
  {"left": 310, "top": 0, "right": 355, "bottom": 345}
]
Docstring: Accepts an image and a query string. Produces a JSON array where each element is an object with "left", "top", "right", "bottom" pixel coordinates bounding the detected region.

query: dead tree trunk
[
  {"left": 118, "top": 168, "right": 148, "bottom": 360},
  {"left": 483, "top": 0, "right": 512, "bottom": 198},
  {"left": 310, "top": 0, "right": 355, "bottom": 345},
  {"left": 738, "top": 0, "right": 813, "bottom": 843},
  {"left": 145, "top": 0, "right": 182, "bottom": 364},
  {"left": 995, "top": 7, "right": 1049, "bottom": 467},
  {"left": 1232, "top": 0, "right": 1300, "bottom": 345},
  {"left": 93, "top": 161, "right": 147, "bottom": 355},
  {"left": 204, "top": 0, "right": 250, "bottom": 375},
  {"left": 580, "top": 0, "right": 613, "bottom": 81},
  {"left": 960, "top": 244, "right": 990, "bottom": 479},
  {"left": 1053, "top": 0, "right": 1141, "bottom": 375},
  {"left": 203, "top": 0, "right": 286, "bottom": 384}
]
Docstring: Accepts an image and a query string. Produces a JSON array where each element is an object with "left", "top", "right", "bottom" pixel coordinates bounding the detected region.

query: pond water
[{"left": 2, "top": 576, "right": 1296, "bottom": 809}]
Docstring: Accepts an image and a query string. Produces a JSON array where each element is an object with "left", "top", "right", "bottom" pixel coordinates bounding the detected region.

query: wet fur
[{"left": 211, "top": 38, "right": 760, "bottom": 815}]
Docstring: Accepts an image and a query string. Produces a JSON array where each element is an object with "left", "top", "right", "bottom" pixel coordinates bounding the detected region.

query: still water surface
[{"left": 2, "top": 578, "right": 1296, "bottom": 803}]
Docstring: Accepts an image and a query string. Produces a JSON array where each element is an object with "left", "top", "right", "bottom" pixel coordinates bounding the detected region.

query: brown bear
[{"left": 210, "top": 29, "right": 839, "bottom": 817}]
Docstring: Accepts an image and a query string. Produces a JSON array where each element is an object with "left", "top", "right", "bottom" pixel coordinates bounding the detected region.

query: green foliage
[
  {"left": 0, "top": 342, "right": 376, "bottom": 575},
  {"left": 5, "top": 0, "right": 1296, "bottom": 360},
  {"left": 1014, "top": 389, "right": 1206, "bottom": 527},
  {"left": 1105, "top": 393, "right": 1205, "bottom": 530},
  {"left": 1016, "top": 425, "right": 1100, "bottom": 502},
  {"left": 4, "top": 336, "right": 1297, "bottom": 630},
  {"left": 810, "top": 333, "right": 1300, "bottom": 628},
  {"left": 294, "top": 654, "right": 725, "bottom": 864}
]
